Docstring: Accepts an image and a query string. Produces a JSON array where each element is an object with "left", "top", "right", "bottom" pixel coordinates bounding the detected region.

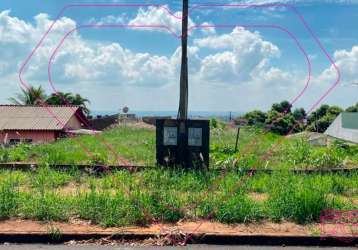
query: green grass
[
  {"left": 0, "top": 126, "right": 156, "bottom": 165},
  {"left": 0, "top": 124, "right": 357, "bottom": 227},
  {"left": 0, "top": 124, "right": 357, "bottom": 169},
  {"left": 0, "top": 167, "right": 356, "bottom": 226}
]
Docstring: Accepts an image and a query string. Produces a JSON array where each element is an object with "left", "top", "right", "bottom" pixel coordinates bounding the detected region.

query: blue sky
[{"left": 0, "top": 0, "right": 357, "bottom": 113}]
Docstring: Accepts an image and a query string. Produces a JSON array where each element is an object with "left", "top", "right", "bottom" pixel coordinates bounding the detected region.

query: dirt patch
[
  {"left": 337, "top": 195, "right": 358, "bottom": 206},
  {"left": 0, "top": 218, "right": 315, "bottom": 236},
  {"left": 56, "top": 183, "right": 90, "bottom": 195},
  {"left": 248, "top": 192, "right": 269, "bottom": 202},
  {"left": 119, "top": 122, "right": 155, "bottom": 130}
]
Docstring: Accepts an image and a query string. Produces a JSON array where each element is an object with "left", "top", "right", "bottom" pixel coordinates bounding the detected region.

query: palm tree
[
  {"left": 46, "top": 92, "right": 74, "bottom": 105},
  {"left": 9, "top": 86, "right": 47, "bottom": 105},
  {"left": 71, "top": 94, "right": 90, "bottom": 115},
  {"left": 46, "top": 92, "right": 90, "bottom": 115}
]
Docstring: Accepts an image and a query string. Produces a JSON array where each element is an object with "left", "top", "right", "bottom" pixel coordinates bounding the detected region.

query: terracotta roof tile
[{"left": 0, "top": 105, "right": 80, "bottom": 131}]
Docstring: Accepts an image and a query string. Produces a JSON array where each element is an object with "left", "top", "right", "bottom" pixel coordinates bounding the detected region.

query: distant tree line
[
  {"left": 9, "top": 85, "right": 90, "bottom": 115},
  {"left": 241, "top": 100, "right": 358, "bottom": 135}
]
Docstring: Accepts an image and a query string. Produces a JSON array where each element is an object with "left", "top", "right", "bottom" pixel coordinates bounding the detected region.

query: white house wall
[{"left": 325, "top": 114, "right": 358, "bottom": 144}]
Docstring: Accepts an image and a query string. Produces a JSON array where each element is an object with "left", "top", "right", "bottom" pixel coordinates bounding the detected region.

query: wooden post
[
  {"left": 235, "top": 126, "right": 240, "bottom": 152},
  {"left": 178, "top": 0, "right": 189, "bottom": 120}
]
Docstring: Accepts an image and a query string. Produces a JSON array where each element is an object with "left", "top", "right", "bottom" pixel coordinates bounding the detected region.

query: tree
[
  {"left": 46, "top": 92, "right": 74, "bottom": 105},
  {"left": 244, "top": 110, "right": 267, "bottom": 126},
  {"left": 46, "top": 92, "right": 90, "bottom": 115},
  {"left": 71, "top": 94, "right": 90, "bottom": 115},
  {"left": 264, "top": 101, "right": 306, "bottom": 135},
  {"left": 266, "top": 110, "right": 296, "bottom": 135},
  {"left": 293, "top": 108, "right": 306, "bottom": 121},
  {"left": 306, "top": 104, "right": 343, "bottom": 133},
  {"left": 265, "top": 100, "right": 295, "bottom": 135},
  {"left": 9, "top": 86, "right": 47, "bottom": 105},
  {"left": 327, "top": 105, "right": 343, "bottom": 116},
  {"left": 316, "top": 104, "right": 330, "bottom": 117},
  {"left": 346, "top": 102, "right": 358, "bottom": 112},
  {"left": 272, "top": 100, "right": 292, "bottom": 113}
]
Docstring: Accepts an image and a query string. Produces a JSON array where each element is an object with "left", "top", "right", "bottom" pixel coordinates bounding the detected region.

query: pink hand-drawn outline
[
  {"left": 20, "top": 3, "right": 313, "bottom": 167},
  {"left": 18, "top": 3, "right": 342, "bottom": 245},
  {"left": 320, "top": 210, "right": 358, "bottom": 243}
]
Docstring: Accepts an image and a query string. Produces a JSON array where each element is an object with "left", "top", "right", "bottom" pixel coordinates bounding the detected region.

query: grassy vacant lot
[
  {"left": 0, "top": 123, "right": 357, "bottom": 227},
  {"left": 0, "top": 123, "right": 357, "bottom": 169}
]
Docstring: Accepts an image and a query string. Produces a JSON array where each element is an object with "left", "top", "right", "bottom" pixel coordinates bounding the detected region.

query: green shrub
[
  {"left": 20, "top": 191, "right": 70, "bottom": 221},
  {"left": 31, "top": 166, "right": 72, "bottom": 189},
  {"left": 309, "top": 148, "right": 343, "bottom": 168},
  {"left": 7, "top": 143, "right": 31, "bottom": 162},
  {"left": 0, "top": 149, "right": 9, "bottom": 163},
  {"left": 213, "top": 194, "right": 262, "bottom": 223},
  {"left": 76, "top": 186, "right": 150, "bottom": 227},
  {"left": 211, "top": 118, "right": 218, "bottom": 128},
  {"left": 267, "top": 173, "right": 341, "bottom": 224},
  {"left": 89, "top": 152, "right": 108, "bottom": 165},
  {"left": 286, "top": 138, "right": 312, "bottom": 166},
  {"left": 149, "top": 191, "right": 185, "bottom": 222},
  {"left": 286, "top": 138, "right": 347, "bottom": 168},
  {"left": 244, "top": 110, "right": 267, "bottom": 126},
  {"left": 0, "top": 178, "right": 20, "bottom": 219}
]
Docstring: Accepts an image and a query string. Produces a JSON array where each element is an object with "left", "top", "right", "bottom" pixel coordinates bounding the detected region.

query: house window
[
  {"left": 9, "top": 139, "right": 21, "bottom": 145},
  {"left": 23, "top": 139, "right": 33, "bottom": 144},
  {"left": 8, "top": 138, "right": 33, "bottom": 145}
]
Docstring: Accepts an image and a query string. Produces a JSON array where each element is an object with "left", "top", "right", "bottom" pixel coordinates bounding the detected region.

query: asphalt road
[{"left": 0, "top": 245, "right": 356, "bottom": 250}]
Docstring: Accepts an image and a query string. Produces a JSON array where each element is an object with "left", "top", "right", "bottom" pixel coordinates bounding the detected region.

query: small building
[
  {"left": 324, "top": 112, "right": 358, "bottom": 144},
  {"left": 0, "top": 105, "right": 89, "bottom": 144},
  {"left": 89, "top": 114, "right": 119, "bottom": 131}
]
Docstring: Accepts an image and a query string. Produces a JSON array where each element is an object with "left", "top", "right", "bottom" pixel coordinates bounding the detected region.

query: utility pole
[
  {"left": 178, "top": 0, "right": 189, "bottom": 120},
  {"left": 156, "top": 0, "right": 210, "bottom": 169}
]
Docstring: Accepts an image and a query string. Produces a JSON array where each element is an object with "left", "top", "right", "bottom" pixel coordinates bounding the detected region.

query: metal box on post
[{"left": 156, "top": 119, "right": 210, "bottom": 168}]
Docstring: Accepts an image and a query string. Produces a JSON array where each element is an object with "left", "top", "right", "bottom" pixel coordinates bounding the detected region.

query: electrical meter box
[{"left": 156, "top": 119, "right": 210, "bottom": 168}]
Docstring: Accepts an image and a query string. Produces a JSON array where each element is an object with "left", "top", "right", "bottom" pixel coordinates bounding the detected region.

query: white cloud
[
  {"left": 0, "top": 9, "right": 308, "bottom": 111},
  {"left": 128, "top": 5, "right": 195, "bottom": 35},
  {"left": 294, "top": 45, "right": 358, "bottom": 110},
  {"left": 0, "top": 10, "right": 34, "bottom": 44},
  {"left": 200, "top": 22, "right": 216, "bottom": 35},
  {"left": 87, "top": 14, "right": 127, "bottom": 25},
  {"left": 0, "top": 10, "right": 176, "bottom": 88},
  {"left": 194, "top": 27, "right": 279, "bottom": 56},
  {"left": 318, "top": 45, "right": 358, "bottom": 85},
  {"left": 194, "top": 27, "right": 283, "bottom": 85}
]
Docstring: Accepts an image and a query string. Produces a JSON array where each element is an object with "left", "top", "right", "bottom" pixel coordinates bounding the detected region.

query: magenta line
[
  {"left": 48, "top": 23, "right": 311, "bottom": 112},
  {"left": 64, "top": 4, "right": 182, "bottom": 19},
  {"left": 17, "top": 4, "right": 343, "bottom": 243},
  {"left": 19, "top": 3, "right": 340, "bottom": 136},
  {"left": 17, "top": 1, "right": 339, "bottom": 173}
]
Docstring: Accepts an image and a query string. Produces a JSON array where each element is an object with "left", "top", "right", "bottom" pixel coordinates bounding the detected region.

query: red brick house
[{"left": 0, "top": 105, "right": 89, "bottom": 144}]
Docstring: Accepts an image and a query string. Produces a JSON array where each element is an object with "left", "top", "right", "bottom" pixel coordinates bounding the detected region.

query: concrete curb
[{"left": 0, "top": 233, "right": 356, "bottom": 246}]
